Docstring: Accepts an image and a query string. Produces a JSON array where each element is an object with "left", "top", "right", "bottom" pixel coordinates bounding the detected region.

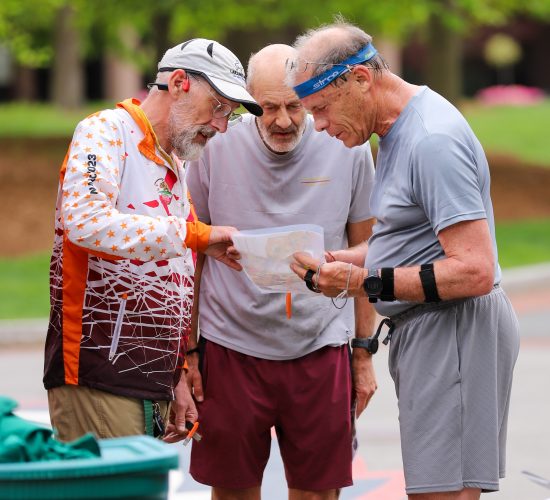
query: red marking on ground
[
  {"left": 12, "top": 399, "right": 48, "bottom": 410},
  {"left": 520, "top": 336, "right": 550, "bottom": 348},
  {"left": 353, "top": 456, "right": 406, "bottom": 499},
  {"left": 508, "top": 290, "right": 550, "bottom": 314}
]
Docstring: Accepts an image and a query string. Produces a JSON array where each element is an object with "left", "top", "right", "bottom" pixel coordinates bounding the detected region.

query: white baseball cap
[{"left": 158, "top": 38, "right": 263, "bottom": 116}]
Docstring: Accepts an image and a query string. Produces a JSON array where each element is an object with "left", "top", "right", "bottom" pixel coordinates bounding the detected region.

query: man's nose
[
  {"left": 210, "top": 116, "right": 228, "bottom": 133},
  {"left": 275, "top": 108, "right": 292, "bottom": 129},
  {"left": 313, "top": 116, "right": 328, "bottom": 132}
]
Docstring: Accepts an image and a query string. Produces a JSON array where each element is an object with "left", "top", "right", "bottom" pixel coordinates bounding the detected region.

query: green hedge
[{"left": 1, "top": 100, "right": 549, "bottom": 167}]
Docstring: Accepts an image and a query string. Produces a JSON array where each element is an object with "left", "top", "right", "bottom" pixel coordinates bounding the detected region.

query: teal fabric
[
  {"left": 143, "top": 400, "right": 154, "bottom": 437},
  {"left": 0, "top": 396, "right": 100, "bottom": 463}
]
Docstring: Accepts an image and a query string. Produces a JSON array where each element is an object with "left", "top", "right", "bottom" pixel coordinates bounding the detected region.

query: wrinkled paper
[{"left": 232, "top": 224, "right": 324, "bottom": 294}]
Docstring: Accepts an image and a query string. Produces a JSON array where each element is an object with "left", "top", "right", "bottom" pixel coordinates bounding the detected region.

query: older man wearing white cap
[{"left": 43, "top": 38, "right": 260, "bottom": 444}]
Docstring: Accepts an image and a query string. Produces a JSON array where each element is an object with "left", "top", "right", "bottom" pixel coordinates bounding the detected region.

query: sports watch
[
  {"left": 351, "top": 336, "right": 378, "bottom": 354},
  {"left": 363, "top": 268, "right": 383, "bottom": 303}
]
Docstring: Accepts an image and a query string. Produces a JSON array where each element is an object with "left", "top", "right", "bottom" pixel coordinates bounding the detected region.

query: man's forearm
[
  {"left": 352, "top": 220, "right": 496, "bottom": 302},
  {"left": 354, "top": 296, "right": 376, "bottom": 339},
  {"left": 347, "top": 218, "right": 376, "bottom": 339}
]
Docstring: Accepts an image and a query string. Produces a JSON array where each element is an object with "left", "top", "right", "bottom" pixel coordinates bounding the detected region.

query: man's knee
[
  {"left": 212, "top": 486, "right": 261, "bottom": 500},
  {"left": 289, "top": 488, "right": 340, "bottom": 500},
  {"left": 409, "top": 488, "right": 481, "bottom": 500}
]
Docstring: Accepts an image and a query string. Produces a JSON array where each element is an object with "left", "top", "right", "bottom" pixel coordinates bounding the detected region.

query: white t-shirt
[{"left": 186, "top": 114, "right": 375, "bottom": 359}]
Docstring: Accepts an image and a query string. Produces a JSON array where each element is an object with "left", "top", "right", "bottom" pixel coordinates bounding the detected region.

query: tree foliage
[
  {"left": 0, "top": 0, "right": 61, "bottom": 67},
  {"left": 0, "top": 0, "right": 549, "bottom": 102},
  {"left": 2, "top": 0, "right": 548, "bottom": 69},
  {"left": 0, "top": 0, "right": 97, "bottom": 67}
]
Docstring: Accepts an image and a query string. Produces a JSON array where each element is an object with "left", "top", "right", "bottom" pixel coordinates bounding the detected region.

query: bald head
[
  {"left": 247, "top": 44, "right": 297, "bottom": 96},
  {"left": 295, "top": 26, "right": 353, "bottom": 65},
  {"left": 245, "top": 44, "right": 307, "bottom": 154}
]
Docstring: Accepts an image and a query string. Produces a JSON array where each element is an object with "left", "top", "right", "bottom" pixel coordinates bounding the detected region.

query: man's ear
[
  {"left": 168, "top": 69, "right": 190, "bottom": 94},
  {"left": 353, "top": 65, "right": 373, "bottom": 93}
]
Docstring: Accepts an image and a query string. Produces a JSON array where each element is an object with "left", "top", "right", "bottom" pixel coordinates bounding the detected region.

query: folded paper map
[{"left": 232, "top": 224, "right": 324, "bottom": 294}]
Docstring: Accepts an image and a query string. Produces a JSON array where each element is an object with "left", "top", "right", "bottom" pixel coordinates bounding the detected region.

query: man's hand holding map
[{"left": 231, "top": 224, "right": 325, "bottom": 294}]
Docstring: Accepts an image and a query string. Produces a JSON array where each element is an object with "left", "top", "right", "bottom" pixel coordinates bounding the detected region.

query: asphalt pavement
[{"left": 1, "top": 263, "right": 549, "bottom": 499}]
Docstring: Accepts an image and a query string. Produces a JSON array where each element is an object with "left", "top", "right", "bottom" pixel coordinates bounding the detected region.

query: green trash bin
[{"left": 0, "top": 435, "right": 179, "bottom": 500}]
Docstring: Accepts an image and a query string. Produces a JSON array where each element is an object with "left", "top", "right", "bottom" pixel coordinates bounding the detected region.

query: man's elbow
[
  {"left": 64, "top": 219, "right": 95, "bottom": 248},
  {"left": 470, "top": 260, "right": 495, "bottom": 296}
]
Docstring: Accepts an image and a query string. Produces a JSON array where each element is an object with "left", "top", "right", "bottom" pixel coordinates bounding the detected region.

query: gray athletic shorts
[{"left": 387, "top": 285, "right": 520, "bottom": 494}]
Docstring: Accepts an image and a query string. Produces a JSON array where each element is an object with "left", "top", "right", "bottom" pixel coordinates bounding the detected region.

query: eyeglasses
[
  {"left": 285, "top": 58, "right": 355, "bottom": 74},
  {"left": 147, "top": 77, "right": 243, "bottom": 124},
  {"left": 190, "top": 76, "right": 242, "bottom": 124}
]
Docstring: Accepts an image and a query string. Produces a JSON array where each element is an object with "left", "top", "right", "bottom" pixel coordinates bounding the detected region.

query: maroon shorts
[{"left": 190, "top": 339, "right": 353, "bottom": 491}]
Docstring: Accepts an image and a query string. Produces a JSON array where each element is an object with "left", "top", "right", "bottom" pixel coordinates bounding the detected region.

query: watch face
[
  {"left": 364, "top": 276, "right": 383, "bottom": 294},
  {"left": 367, "top": 337, "right": 378, "bottom": 354}
]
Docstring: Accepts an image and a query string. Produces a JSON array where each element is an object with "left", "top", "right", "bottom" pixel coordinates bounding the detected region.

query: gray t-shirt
[
  {"left": 186, "top": 114, "right": 375, "bottom": 359},
  {"left": 366, "top": 87, "right": 502, "bottom": 317}
]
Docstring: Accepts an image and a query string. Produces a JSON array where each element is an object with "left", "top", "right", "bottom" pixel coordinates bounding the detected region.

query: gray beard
[
  {"left": 168, "top": 99, "right": 216, "bottom": 160},
  {"left": 173, "top": 134, "right": 204, "bottom": 161},
  {"left": 171, "top": 126, "right": 216, "bottom": 161},
  {"left": 256, "top": 119, "right": 306, "bottom": 154}
]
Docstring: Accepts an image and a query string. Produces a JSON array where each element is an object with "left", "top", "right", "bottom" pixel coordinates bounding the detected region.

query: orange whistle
[{"left": 286, "top": 292, "right": 292, "bottom": 319}]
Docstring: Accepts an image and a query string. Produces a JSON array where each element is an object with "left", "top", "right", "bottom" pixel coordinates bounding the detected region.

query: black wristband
[
  {"left": 419, "top": 263, "right": 441, "bottom": 302},
  {"left": 380, "top": 267, "right": 395, "bottom": 301},
  {"left": 186, "top": 347, "right": 200, "bottom": 356}
]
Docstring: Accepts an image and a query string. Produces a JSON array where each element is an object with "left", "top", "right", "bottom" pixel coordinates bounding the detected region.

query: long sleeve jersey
[{"left": 43, "top": 99, "right": 210, "bottom": 401}]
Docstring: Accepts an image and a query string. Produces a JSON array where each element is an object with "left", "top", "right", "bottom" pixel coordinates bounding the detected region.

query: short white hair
[{"left": 288, "top": 16, "right": 388, "bottom": 85}]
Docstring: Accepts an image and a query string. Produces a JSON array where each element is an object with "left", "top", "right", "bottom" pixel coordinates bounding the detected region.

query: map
[{"left": 232, "top": 224, "right": 324, "bottom": 294}]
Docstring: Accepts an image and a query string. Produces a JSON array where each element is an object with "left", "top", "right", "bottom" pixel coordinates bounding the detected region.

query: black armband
[
  {"left": 186, "top": 347, "right": 200, "bottom": 356},
  {"left": 419, "top": 263, "right": 441, "bottom": 302},
  {"left": 380, "top": 267, "right": 396, "bottom": 301}
]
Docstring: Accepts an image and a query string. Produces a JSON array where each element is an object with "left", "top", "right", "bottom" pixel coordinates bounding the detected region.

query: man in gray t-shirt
[
  {"left": 289, "top": 22, "right": 520, "bottom": 499},
  {"left": 185, "top": 44, "right": 376, "bottom": 497}
]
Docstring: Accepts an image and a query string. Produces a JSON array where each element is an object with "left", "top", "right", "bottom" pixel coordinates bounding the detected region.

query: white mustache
[
  {"left": 269, "top": 126, "right": 297, "bottom": 134},
  {"left": 198, "top": 126, "right": 216, "bottom": 139}
]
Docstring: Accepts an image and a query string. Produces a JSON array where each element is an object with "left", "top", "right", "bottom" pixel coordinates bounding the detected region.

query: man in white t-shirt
[{"left": 186, "top": 44, "right": 376, "bottom": 499}]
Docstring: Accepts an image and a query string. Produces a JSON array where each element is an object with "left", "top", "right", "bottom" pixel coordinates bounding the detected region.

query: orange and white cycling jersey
[{"left": 44, "top": 99, "right": 209, "bottom": 401}]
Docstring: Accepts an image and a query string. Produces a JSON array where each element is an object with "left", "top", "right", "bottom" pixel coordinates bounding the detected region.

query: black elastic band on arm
[
  {"left": 419, "top": 263, "right": 441, "bottom": 303},
  {"left": 186, "top": 347, "right": 200, "bottom": 356},
  {"left": 380, "top": 267, "right": 395, "bottom": 301}
]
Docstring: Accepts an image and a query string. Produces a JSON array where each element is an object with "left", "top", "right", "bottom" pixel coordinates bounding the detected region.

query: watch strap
[
  {"left": 351, "top": 337, "right": 378, "bottom": 354},
  {"left": 380, "top": 267, "right": 395, "bottom": 301}
]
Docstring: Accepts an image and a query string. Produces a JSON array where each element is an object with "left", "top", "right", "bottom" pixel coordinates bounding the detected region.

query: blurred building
[{"left": 402, "top": 17, "right": 549, "bottom": 96}]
